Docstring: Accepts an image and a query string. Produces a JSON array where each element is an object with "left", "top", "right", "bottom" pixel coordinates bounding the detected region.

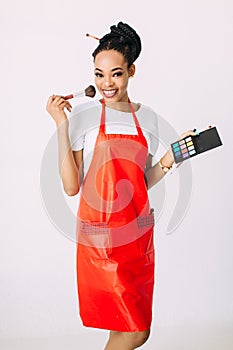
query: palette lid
[{"left": 194, "top": 126, "right": 223, "bottom": 153}]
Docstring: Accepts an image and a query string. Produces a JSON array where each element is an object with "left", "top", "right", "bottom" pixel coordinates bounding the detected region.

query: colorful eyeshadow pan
[{"left": 171, "top": 127, "right": 223, "bottom": 164}]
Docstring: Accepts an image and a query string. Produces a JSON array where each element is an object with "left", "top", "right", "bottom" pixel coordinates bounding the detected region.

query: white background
[{"left": 1, "top": 0, "right": 233, "bottom": 349}]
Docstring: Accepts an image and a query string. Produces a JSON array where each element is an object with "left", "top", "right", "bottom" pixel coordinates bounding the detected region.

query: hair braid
[{"left": 92, "top": 22, "right": 142, "bottom": 68}]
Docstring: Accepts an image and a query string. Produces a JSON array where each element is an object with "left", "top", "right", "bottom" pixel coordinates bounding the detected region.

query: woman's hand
[
  {"left": 178, "top": 125, "right": 212, "bottom": 140},
  {"left": 46, "top": 95, "right": 72, "bottom": 126},
  {"left": 166, "top": 130, "right": 197, "bottom": 165},
  {"left": 178, "top": 129, "right": 197, "bottom": 140},
  {"left": 162, "top": 126, "right": 212, "bottom": 167}
]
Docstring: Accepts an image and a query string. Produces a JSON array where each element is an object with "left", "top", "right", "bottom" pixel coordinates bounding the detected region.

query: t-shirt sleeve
[
  {"left": 71, "top": 134, "right": 85, "bottom": 151},
  {"left": 68, "top": 105, "right": 85, "bottom": 151},
  {"left": 142, "top": 107, "right": 159, "bottom": 156},
  {"left": 148, "top": 132, "right": 158, "bottom": 156},
  {"left": 68, "top": 101, "right": 99, "bottom": 151}
]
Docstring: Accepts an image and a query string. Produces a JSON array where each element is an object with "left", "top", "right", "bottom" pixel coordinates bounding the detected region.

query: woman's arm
[
  {"left": 145, "top": 149, "right": 174, "bottom": 190},
  {"left": 46, "top": 95, "right": 82, "bottom": 196},
  {"left": 56, "top": 120, "right": 83, "bottom": 195},
  {"left": 145, "top": 129, "right": 197, "bottom": 190}
]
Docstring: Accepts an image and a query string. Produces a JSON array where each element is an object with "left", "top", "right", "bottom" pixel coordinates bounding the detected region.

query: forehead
[{"left": 94, "top": 50, "right": 127, "bottom": 70}]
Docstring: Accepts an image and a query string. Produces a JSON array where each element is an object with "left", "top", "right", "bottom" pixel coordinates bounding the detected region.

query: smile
[{"left": 102, "top": 89, "right": 118, "bottom": 98}]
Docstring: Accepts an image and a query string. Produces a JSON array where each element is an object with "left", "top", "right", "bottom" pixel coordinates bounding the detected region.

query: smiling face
[{"left": 94, "top": 50, "right": 135, "bottom": 103}]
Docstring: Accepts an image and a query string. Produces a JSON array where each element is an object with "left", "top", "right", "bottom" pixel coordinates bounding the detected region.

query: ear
[{"left": 128, "top": 64, "right": 136, "bottom": 77}]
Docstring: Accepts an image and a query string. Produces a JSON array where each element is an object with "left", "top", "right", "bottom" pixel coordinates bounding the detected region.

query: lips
[{"left": 102, "top": 89, "right": 118, "bottom": 98}]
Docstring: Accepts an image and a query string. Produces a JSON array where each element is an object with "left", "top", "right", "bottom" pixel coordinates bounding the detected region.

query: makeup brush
[{"left": 64, "top": 85, "right": 96, "bottom": 100}]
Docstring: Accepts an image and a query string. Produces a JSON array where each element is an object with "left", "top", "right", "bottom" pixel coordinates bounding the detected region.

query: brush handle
[
  {"left": 64, "top": 94, "right": 74, "bottom": 100},
  {"left": 64, "top": 90, "right": 85, "bottom": 100}
]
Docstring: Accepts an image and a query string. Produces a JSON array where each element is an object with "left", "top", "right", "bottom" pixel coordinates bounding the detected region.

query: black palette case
[{"left": 171, "top": 126, "right": 223, "bottom": 164}]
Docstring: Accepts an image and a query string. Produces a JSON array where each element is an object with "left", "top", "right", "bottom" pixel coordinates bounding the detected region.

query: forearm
[
  {"left": 145, "top": 148, "right": 174, "bottom": 189},
  {"left": 145, "top": 128, "right": 199, "bottom": 189},
  {"left": 56, "top": 119, "right": 80, "bottom": 196}
]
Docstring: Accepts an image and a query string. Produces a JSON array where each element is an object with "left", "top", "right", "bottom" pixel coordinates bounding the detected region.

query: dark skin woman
[{"left": 46, "top": 22, "right": 197, "bottom": 350}]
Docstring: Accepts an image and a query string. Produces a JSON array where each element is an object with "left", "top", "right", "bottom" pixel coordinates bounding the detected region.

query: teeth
[{"left": 103, "top": 89, "right": 117, "bottom": 96}]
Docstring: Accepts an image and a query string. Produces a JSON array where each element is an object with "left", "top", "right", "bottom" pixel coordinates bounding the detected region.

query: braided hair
[{"left": 92, "top": 22, "right": 142, "bottom": 68}]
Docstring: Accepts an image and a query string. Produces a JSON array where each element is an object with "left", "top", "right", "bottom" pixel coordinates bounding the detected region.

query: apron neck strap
[{"left": 100, "top": 98, "right": 143, "bottom": 135}]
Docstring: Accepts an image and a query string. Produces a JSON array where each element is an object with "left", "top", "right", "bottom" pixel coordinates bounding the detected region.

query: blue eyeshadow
[
  {"left": 174, "top": 147, "right": 180, "bottom": 152},
  {"left": 172, "top": 142, "right": 179, "bottom": 148}
]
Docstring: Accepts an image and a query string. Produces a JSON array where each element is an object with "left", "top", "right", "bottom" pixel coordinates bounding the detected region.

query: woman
[{"left": 46, "top": 22, "right": 196, "bottom": 350}]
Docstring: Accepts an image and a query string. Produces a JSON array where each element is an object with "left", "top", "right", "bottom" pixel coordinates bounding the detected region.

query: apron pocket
[
  {"left": 137, "top": 209, "right": 155, "bottom": 229},
  {"left": 79, "top": 221, "right": 109, "bottom": 235},
  {"left": 78, "top": 221, "right": 112, "bottom": 258},
  {"left": 137, "top": 209, "right": 155, "bottom": 256}
]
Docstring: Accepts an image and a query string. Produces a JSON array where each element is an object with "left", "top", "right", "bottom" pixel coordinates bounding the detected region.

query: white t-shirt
[{"left": 69, "top": 100, "right": 159, "bottom": 177}]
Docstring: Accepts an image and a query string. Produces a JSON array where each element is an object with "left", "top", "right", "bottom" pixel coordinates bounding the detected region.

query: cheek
[
  {"left": 121, "top": 78, "right": 129, "bottom": 89},
  {"left": 94, "top": 78, "right": 101, "bottom": 89}
]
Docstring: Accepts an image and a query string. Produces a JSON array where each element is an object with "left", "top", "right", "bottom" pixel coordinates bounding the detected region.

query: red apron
[{"left": 76, "top": 99, "right": 155, "bottom": 332}]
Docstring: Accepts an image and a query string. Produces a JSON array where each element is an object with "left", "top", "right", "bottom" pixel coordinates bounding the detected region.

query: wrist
[
  {"left": 159, "top": 158, "right": 172, "bottom": 173},
  {"left": 56, "top": 115, "right": 69, "bottom": 128},
  {"left": 167, "top": 147, "right": 175, "bottom": 165},
  {"left": 162, "top": 149, "right": 174, "bottom": 167},
  {"left": 159, "top": 149, "right": 175, "bottom": 173}
]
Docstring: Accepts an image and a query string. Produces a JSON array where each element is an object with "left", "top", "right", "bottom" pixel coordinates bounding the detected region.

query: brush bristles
[{"left": 85, "top": 85, "right": 96, "bottom": 98}]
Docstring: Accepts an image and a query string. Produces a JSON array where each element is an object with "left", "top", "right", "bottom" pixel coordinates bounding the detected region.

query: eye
[
  {"left": 95, "top": 73, "right": 103, "bottom": 78},
  {"left": 113, "top": 71, "right": 123, "bottom": 77}
]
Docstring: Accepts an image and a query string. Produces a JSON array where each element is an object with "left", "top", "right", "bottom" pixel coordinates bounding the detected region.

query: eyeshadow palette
[{"left": 171, "top": 126, "right": 223, "bottom": 163}]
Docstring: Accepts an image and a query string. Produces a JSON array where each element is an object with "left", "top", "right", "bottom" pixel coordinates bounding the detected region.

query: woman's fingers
[
  {"left": 47, "top": 95, "right": 72, "bottom": 112},
  {"left": 179, "top": 129, "right": 197, "bottom": 140},
  {"left": 53, "top": 95, "right": 71, "bottom": 107},
  {"left": 46, "top": 95, "right": 56, "bottom": 109},
  {"left": 58, "top": 100, "right": 72, "bottom": 112},
  {"left": 178, "top": 125, "right": 213, "bottom": 141},
  {"left": 46, "top": 94, "right": 72, "bottom": 124}
]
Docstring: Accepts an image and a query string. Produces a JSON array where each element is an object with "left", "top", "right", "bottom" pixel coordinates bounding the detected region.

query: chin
[{"left": 102, "top": 96, "right": 119, "bottom": 103}]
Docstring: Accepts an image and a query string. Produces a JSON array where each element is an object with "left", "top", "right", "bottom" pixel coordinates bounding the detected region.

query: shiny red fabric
[{"left": 76, "top": 100, "right": 155, "bottom": 332}]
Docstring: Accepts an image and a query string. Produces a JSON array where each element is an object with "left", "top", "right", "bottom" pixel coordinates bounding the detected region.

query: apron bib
[{"left": 76, "top": 99, "right": 155, "bottom": 332}]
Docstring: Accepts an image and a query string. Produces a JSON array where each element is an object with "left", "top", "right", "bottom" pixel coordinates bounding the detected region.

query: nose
[{"left": 103, "top": 75, "right": 114, "bottom": 88}]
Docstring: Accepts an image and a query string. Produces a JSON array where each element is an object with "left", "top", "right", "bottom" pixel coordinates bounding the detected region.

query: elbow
[
  {"left": 62, "top": 175, "right": 82, "bottom": 196},
  {"left": 64, "top": 185, "right": 80, "bottom": 196},
  {"left": 66, "top": 190, "right": 79, "bottom": 196}
]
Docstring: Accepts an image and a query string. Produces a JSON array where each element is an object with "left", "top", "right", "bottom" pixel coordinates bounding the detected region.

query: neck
[
  {"left": 103, "top": 92, "right": 131, "bottom": 112},
  {"left": 101, "top": 100, "right": 140, "bottom": 113}
]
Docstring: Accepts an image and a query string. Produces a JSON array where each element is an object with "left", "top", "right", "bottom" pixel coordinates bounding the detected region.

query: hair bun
[{"left": 100, "top": 22, "right": 142, "bottom": 63}]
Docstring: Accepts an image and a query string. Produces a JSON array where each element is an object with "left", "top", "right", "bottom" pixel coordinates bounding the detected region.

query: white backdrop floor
[{"left": 0, "top": 325, "right": 232, "bottom": 350}]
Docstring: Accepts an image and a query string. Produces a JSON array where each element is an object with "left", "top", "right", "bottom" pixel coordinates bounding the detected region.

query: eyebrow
[{"left": 95, "top": 67, "right": 124, "bottom": 72}]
